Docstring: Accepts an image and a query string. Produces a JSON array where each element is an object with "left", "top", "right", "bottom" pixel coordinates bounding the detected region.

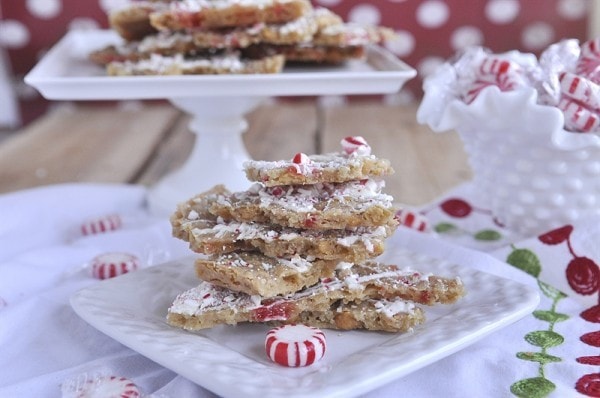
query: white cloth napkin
[{"left": 0, "top": 183, "right": 595, "bottom": 397}]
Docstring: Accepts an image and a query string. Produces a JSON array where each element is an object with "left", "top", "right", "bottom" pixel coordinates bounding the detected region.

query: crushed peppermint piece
[{"left": 341, "top": 136, "right": 371, "bottom": 156}]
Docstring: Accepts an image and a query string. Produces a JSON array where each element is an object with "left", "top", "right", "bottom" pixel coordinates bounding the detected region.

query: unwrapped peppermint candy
[
  {"left": 91, "top": 252, "right": 140, "bottom": 280},
  {"left": 265, "top": 324, "right": 326, "bottom": 367}
]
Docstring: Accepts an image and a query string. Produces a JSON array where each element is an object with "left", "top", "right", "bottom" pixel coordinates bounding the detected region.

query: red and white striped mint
[
  {"left": 479, "top": 56, "right": 515, "bottom": 76},
  {"left": 91, "top": 252, "right": 140, "bottom": 280},
  {"left": 63, "top": 375, "right": 140, "bottom": 398},
  {"left": 341, "top": 136, "right": 371, "bottom": 156},
  {"left": 463, "top": 57, "right": 526, "bottom": 104},
  {"left": 581, "top": 38, "right": 600, "bottom": 59},
  {"left": 559, "top": 72, "right": 600, "bottom": 111},
  {"left": 289, "top": 152, "right": 313, "bottom": 175},
  {"left": 557, "top": 97, "right": 600, "bottom": 133},
  {"left": 395, "top": 209, "right": 430, "bottom": 232},
  {"left": 265, "top": 324, "right": 326, "bottom": 367},
  {"left": 577, "top": 38, "right": 600, "bottom": 83},
  {"left": 292, "top": 152, "right": 311, "bottom": 164},
  {"left": 81, "top": 214, "right": 122, "bottom": 236},
  {"left": 463, "top": 78, "right": 496, "bottom": 104}
]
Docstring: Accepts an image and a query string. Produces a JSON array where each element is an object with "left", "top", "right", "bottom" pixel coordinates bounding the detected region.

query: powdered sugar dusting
[
  {"left": 227, "top": 180, "right": 393, "bottom": 214},
  {"left": 169, "top": 261, "right": 441, "bottom": 318}
]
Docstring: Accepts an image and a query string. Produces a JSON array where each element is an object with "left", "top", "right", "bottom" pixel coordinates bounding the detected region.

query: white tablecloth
[{"left": 1, "top": 183, "right": 598, "bottom": 397}]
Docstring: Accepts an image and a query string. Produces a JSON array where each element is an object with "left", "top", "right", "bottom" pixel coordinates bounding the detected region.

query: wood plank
[
  {"left": 0, "top": 104, "right": 179, "bottom": 194},
  {"left": 244, "top": 100, "right": 318, "bottom": 160},
  {"left": 135, "top": 101, "right": 319, "bottom": 186},
  {"left": 134, "top": 113, "right": 192, "bottom": 186},
  {"left": 321, "top": 102, "right": 472, "bottom": 206}
]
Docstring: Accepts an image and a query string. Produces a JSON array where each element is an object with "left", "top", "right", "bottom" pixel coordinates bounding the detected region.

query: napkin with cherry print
[
  {"left": 1, "top": 182, "right": 598, "bottom": 398},
  {"left": 403, "top": 182, "right": 600, "bottom": 397}
]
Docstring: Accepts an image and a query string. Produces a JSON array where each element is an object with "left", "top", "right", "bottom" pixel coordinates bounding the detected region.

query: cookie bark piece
[
  {"left": 194, "top": 252, "right": 338, "bottom": 297},
  {"left": 313, "top": 24, "right": 396, "bottom": 47},
  {"left": 172, "top": 185, "right": 396, "bottom": 262},
  {"left": 288, "top": 298, "right": 425, "bottom": 333},
  {"left": 244, "top": 152, "right": 393, "bottom": 186},
  {"left": 109, "top": 2, "right": 163, "bottom": 41},
  {"left": 171, "top": 185, "right": 226, "bottom": 240},
  {"left": 275, "top": 45, "right": 366, "bottom": 64},
  {"left": 91, "top": 8, "right": 336, "bottom": 68},
  {"left": 89, "top": 32, "right": 203, "bottom": 66},
  {"left": 172, "top": 189, "right": 397, "bottom": 261},
  {"left": 208, "top": 180, "right": 395, "bottom": 230},
  {"left": 167, "top": 260, "right": 465, "bottom": 330},
  {"left": 106, "top": 52, "right": 285, "bottom": 75},
  {"left": 149, "top": 0, "right": 312, "bottom": 31},
  {"left": 185, "top": 220, "right": 393, "bottom": 262}
]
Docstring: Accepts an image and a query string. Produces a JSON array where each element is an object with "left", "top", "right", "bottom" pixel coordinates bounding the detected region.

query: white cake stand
[{"left": 25, "top": 30, "right": 416, "bottom": 215}]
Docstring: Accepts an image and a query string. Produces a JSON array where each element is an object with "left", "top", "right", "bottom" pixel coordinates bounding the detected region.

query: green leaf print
[
  {"left": 533, "top": 310, "right": 569, "bottom": 323},
  {"left": 516, "top": 352, "right": 561, "bottom": 364},
  {"left": 510, "top": 250, "right": 567, "bottom": 398},
  {"left": 474, "top": 229, "right": 502, "bottom": 241},
  {"left": 524, "top": 331, "right": 564, "bottom": 348},
  {"left": 507, "top": 248, "right": 541, "bottom": 278},
  {"left": 537, "top": 280, "right": 567, "bottom": 301},
  {"left": 434, "top": 222, "right": 458, "bottom": 234},
  {"left": 511, "top": 377, "right": 555, "bottom": 398}
]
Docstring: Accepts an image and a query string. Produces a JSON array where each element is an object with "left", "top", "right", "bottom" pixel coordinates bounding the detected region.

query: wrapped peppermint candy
[
  {"left": 61, "top": 371, "right": 141, "bottom": 398},
  {"left": 418, "top": 40, "right": 600, "bottom": 236},
  {"left": 452, "top": 47, "right": 537, "bottom": 104}
]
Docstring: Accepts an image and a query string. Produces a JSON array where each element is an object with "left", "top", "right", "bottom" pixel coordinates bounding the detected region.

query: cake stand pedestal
[
  {"left": 25, "top": 29, "right": 416, "bottom": 216},
  {"left": 147, "top": 96, "right": 264, "bottom": 215}
]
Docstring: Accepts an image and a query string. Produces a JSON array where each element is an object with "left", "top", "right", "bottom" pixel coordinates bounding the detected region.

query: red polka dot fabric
[
  {"left": 322, "top": 0, "right": 589, "bottom": 99},
  {"left": 0, "top": 0, "right": 590, "bottom": 123}
]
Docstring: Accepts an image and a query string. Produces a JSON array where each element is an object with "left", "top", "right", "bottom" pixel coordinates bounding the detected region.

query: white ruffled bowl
[{"left": 417, "top": 64, "right": 600, "bottom": 236}]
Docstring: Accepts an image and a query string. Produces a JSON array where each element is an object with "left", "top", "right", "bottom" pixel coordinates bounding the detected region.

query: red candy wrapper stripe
[
  {"left": 559, "top": 72, "right": 600, "bottom": 111},
  {"left": 558, "top": 97, "right": 600, "bottom": 133},
  {"left": 463, "top": 56, "right": 526, "bottom": 104},
  {"left": 265, "top": 325, "right": 326, "bottom": 367},
  {"left": 61, "top": 374, "right": 140, "bottom": 398}
]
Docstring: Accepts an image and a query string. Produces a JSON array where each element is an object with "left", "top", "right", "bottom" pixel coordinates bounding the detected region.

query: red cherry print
[
  {"left": 538, "top": 225, "right": 574, "bottom": 245},
  {"left": 581, "top": 305, "right": 600, "bottom": 323},
  {"left": 566, "top": 257, "right": 600, "bottom": 295},
  {"left": 440, "top": 198, "right": 472, "bottom": 218},
  {"left": 581, "top": 331, "right": 600, "bottom": 347},
  {"left": 577, "top": 356, "right": 600, "bottom": 365},
  {"left": 576, "top": 373, "right": 600, "bottom": 397}
]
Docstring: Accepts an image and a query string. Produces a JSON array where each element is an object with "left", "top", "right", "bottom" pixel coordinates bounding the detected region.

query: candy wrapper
[
  {"left": 60, "top": 368, "right": 168, "bottom": 398},
  {"left": 417, "top": 40, "right": 600, "bottom": 236}
]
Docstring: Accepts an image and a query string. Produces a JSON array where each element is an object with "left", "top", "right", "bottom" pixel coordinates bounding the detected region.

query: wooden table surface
[{"left": 0, "top": 100, "right": 472, "bottom": 206}]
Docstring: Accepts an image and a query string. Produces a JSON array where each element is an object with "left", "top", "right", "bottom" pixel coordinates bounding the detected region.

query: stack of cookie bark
[
  {"left": 90, "top": 0, "right": 395, "bottom": 75},
  {"left": 167, "top": 137, "right": 465, "bottom": 332}
]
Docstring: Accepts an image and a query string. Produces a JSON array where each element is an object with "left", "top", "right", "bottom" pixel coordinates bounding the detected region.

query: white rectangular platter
[
  {"left": 25, "top": 30, "right": 417, "bottom": 100},
  {"left": 70, "top": 244, "right": 539, "bottom": 398}
]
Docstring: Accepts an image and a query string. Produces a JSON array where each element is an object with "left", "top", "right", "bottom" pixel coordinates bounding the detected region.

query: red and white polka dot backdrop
[{"left": 0, "top": 0, "right": 590, "bottom": 123}]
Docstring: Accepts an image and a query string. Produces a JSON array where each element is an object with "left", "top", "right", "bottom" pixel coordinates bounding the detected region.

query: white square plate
[
  {"left": 25, "top": 30, "right": 416, "bottom": 100},
  {"left": 70, "top": 241, "right": 539, "bottom": 398}
]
